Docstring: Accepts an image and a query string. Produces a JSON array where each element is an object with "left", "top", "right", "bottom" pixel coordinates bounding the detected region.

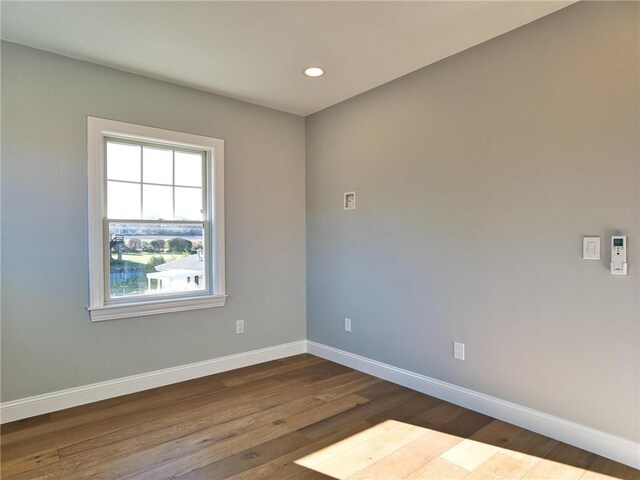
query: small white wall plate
[
  {"left": 344, "top": 191, "right": 356, "bottom": 210},
  {"left": 582, "top": 236, "right": 600, "bottom": 260}
]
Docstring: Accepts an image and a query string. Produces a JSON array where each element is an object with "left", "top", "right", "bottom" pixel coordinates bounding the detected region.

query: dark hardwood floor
[{"left": 1, "top": 354, "right": 638, "bottom": 479}]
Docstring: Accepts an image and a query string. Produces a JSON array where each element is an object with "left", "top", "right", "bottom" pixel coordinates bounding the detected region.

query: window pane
[
  {"left": 143, "top": 147, "right": 173, "bottom": 185},
  {"left": 143, "top": 184, "right": 173, "bottom": 220},
  {"left": 107, "top": 142, "right": 141, "bottom": 182},
  {"left": 109, "top": 223, "right": 205, "bottom": 299},
  {"left": 108, "top": 181, "right": 141, "bottom": 218},
  {"left": 175, "top": 151, "right": 202, "bottom": 187},
  {"left": 175, "top": 187, "right": 203, "bottom": 220}
]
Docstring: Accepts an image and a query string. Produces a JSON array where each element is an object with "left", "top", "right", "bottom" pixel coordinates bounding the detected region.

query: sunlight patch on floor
[{"left": 294, "top": 419, "right": 617, "bottom": 480}]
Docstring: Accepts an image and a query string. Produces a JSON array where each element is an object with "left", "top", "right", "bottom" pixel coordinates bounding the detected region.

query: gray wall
[
  {"left": 306, "top": 1, "right": 639, "bottom": 442},
  {"left": 1, "top": 42, "right": 306, "bottom": 401},
  {"left": 2, "top": 0, "right": 638, "bottom": 445}
]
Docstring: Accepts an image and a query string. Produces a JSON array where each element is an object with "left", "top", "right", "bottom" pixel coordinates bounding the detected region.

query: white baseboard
[
  {"left": 307, "top": 341, "right": 640, "bottom": 470},
  {"left": 2, "top": 339, "right": 638, "bottom": 470},
  {"left": 0, "top": 340, "right": 307, "bottom": 424}
]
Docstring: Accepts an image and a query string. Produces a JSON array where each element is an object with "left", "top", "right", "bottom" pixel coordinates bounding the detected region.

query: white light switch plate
[{"left": 583, "top": 236, "right": 600, "bottom": 260}]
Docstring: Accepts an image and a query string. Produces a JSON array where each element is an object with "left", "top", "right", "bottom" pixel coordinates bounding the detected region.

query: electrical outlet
[
  {"left": 453, "top": 341, "right": 465, "bottom": 361},
  {"left": 236, "top": 319, "right": 244, "bottom": 334},
  {"left": 344, "top": 318, "right": 352, "bottom": 332}
]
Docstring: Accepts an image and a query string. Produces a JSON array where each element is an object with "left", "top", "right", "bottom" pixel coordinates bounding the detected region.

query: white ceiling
[{"left": 1, "top": 1, "right": 574, "bottom": 116}]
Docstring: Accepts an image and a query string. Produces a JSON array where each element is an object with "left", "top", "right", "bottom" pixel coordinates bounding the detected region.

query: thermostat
[{"left": 610, "top": 236, "right": 627, "bottom": 275}]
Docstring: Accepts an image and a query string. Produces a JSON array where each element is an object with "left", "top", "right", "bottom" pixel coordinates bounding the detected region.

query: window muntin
[
  {"left": 105, "top": 139, "right": 208, "bottom": 301},
  {"left": 88, "top": 117, "right": 225, "bottom": 321},
  {"left": 105, "top": 139, "right": 205, "bottom": 222}
]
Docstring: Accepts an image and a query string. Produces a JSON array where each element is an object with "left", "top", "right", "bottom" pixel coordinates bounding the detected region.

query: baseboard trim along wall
[
  {"left": 306, "top": 340, "right": 640, "bottom": 470},
  {"left": 1, "top": 339, "right": 638, "bottom": 469},
  {"left": 0, "top": 340, "right": 307, "bottom": 424}
]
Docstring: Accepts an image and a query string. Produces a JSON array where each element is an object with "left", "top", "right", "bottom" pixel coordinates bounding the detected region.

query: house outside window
[{"left": 87, "top": 117, "right": 225, "bottom": 321}]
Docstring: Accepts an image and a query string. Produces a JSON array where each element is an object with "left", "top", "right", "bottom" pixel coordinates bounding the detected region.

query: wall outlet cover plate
[{"left": 454, "top": 341, "right": 465, "bottom": 361}]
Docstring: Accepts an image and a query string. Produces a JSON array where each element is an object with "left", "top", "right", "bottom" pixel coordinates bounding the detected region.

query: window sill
[{"left": 88, "top": 294, "right": 227, "bottom": 322}]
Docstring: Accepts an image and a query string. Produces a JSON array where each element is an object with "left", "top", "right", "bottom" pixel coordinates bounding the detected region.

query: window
[{"left": 88, "top": 117, "right": 225, "bottom": 321}]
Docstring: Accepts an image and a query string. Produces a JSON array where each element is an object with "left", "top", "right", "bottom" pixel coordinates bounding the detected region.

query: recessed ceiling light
[{"left": 304, "top": 67, "right": 324, "bottom": 78}]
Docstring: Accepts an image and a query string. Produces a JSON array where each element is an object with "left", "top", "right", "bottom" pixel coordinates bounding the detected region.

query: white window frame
[{"left": 87, "top": 117, "right": 225, "bottom": 321}]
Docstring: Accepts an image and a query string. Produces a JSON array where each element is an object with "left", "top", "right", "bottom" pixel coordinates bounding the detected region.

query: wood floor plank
[
  {"left": 5, "top": 364, "right": 347, "bottom": 478},
  {"left": 1, "top": 376, "right": 228, "bottom": 445},
  {"left": 268, "top": 462, "right": 337, "bottom": 480},
  {"left": 4, "top": 354, "right": 317, "bottom": 446},
  {"left": 297, "top": 387, "right": 419, "bottom": 442},
  {"left": 49, "top": 373, "right": 225, "bottom": 421},
  {"left": 0, "top": 448, "right": 60, "bottom": 478},
  {"left": 308, "top": 420, "right": 442, "bottom": 478},
  {"left": 417, "top": 400, "right": 468, "bottom": 427},
  {"left": 5, "top": 396, "right": 322, "bottom": 480},
  {"left": 0, "top": 414, "right": 52, "bottom": 436},
  {"left": 313, "top": 374, "right": 382, "bottom": 403},
  {"left": 1, "top": 356, "right": 637, "bottom": 480},
  {"left": 406, "top": 457, "right": 472, "bottom": 480},
  {"left": 1, "top": 376, "right": 282, "bottom": 463},
  {"left": 441, "top": 437, "right": 501, "bottom": 472},
  {"left": 581, "top": 456, "right": 640, "bottom": 480},
  {"left": 346, "top": 428, "right": 462, "bottom": 480},
  {"left": 3, "top": 357, "right": 341, "bottom": 463},
  {"left": 436, "top": 409, "right": 494, "bottom": 439},
  {"left": 118, "top": 394, "right": 370, "bottom": 480},
  {"left": 272, "top": 359, "right": 353, "bottom": 384},
  {"left": 363, "top": 393, "right": 442, "bottom": 427},
  {"left": 355, "top": 378, "right": 410, "bottom": 400},
  {"left": 464, "top": 452, "right": 541, "bottom": 480},
  {"left": 496, "top": 425, "right": 558, "bottom": 460},
  {"left": 461, "top": 422, "right": 559, "bottom": 480},
  {"left": 297, "top": 419, "right": 401, "bottom": 469},
  {"left": 466, "top": 420, "right": 528, "bottom": 449},
  {"left": 51, "top": 371, "right": 370, "bottom": 477},
  {"left": 55, "top": 367, "right": 342, "bottom": 459},
  {"left": 522, "top": 442, "right": 597, "bottom": 480},
  {"left": 197, "top": 354, "right": 317, "bottom": 385},
  {"left": 174, "top": 430, "right": 314, "bottom": 479},
  {"left": 226, "top": 421, "right": 375, "bottom": 480},
  {"left": 219, "top": 355, "right": 325, "bottom": 387},
  {"left": 439, "top": 420, "right": 536, "bottom": 474},
  {"left": 7, "top": 393, "right": 325, "bottom": 480}
]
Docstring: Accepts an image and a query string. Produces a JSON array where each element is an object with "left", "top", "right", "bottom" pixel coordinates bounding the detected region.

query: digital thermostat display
[{"left": 614, "top": 238, "right": 624, "bottom": 247}]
